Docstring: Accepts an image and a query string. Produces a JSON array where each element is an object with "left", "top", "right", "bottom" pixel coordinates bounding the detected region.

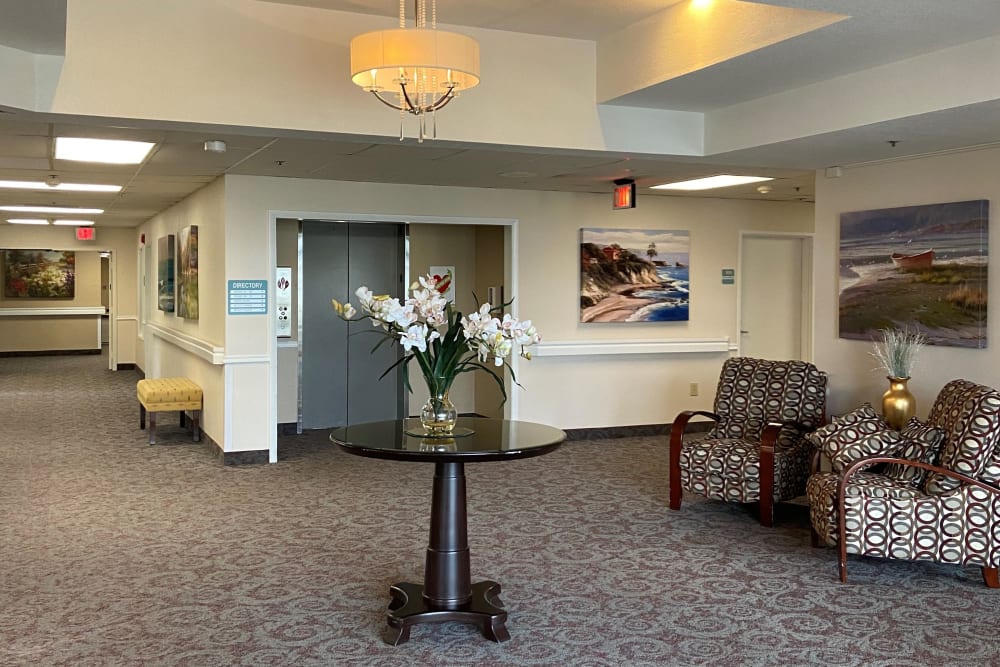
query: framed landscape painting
[
  {"left": 3, "top": 250, "right": 75, "bottom": 298},
  {"left": 838, "top": 199, "right": 988, "bottom": 348},
  {"left": 580, "top": 228, "right": 689, "bottom": 323},
  {"left": 157, "top": 234, "right": 175, "bottom": 312},
  {"left": 177, "top": 225, "right": 199, "bottom": 319}
]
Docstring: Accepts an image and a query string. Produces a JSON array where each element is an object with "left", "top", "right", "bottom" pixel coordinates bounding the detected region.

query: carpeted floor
[{"left": 2, "top": 352, "right": 999, "bottom": 666}]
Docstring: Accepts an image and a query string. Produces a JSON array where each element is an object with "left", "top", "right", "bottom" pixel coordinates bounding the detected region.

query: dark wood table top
[{"left": 330, "top": 417, "right": 566, "bottom": 463}]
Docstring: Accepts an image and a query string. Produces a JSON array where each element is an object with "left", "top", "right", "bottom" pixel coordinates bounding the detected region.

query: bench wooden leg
[
  {"left": 148, "top": 411, "right": 157, "bottom": 445},
  {"left": 179, "top": 411, "right": 187, "bottom": 428},
  {"left": 191, "top": 409, "right": 201, "bottom": 442},
  {"left": 140, "top": 404, "right": 146, "bottom": 430}
]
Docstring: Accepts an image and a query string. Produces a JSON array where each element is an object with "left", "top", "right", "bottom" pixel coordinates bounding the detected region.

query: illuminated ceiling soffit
[{"left": 596, "top": 0, "right": 848, "bottom": 105}]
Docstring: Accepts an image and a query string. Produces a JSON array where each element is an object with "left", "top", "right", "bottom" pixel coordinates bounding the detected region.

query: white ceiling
[{"left": 1, "top": 0, "right": 1000, "bottom": 228}]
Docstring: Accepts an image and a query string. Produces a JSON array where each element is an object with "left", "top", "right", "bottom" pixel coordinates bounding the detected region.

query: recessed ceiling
[{"left": 0, "top": 1, "right": 999, "bottom": 228}]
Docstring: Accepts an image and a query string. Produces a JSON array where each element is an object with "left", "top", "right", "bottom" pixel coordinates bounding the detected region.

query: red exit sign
[
  {"left": 75, "top": 227, "right": 96, "bottom": 241},
  {"left": 613, "top": 179, "right": 635, "bottom": 210}
]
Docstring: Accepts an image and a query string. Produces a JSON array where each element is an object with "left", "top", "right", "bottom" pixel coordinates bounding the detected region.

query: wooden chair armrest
[
  {"left": 839, "top": 457, "right": 1000, "bottom": 496},
  {"left": 669, "top": 410, "right": 720, "bottom": 438},
  {"left": 668, "top": 410, "right": 720, "bottom": 462},
  {"left": 668, "top": 411, "right": 719, "bottom": 508}
]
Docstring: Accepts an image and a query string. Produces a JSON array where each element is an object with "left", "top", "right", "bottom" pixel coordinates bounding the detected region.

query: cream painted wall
[
  {"left": 137, "top": 179, "right": 227, "bottom": 447},
  {"left": 0, "top": 226, "right": 138, "bottom": 364},
  {"left": 225, "top": 174, "right": 813, "bottom": 440},
  {"left": 813, "top": 147, "right": 999, "bottom": 418},
  {"left": 48, "top": 0, "right": 701, "bottom": 156}
]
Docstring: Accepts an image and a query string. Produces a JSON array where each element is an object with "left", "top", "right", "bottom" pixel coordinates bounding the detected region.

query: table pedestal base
[{"left": 386, "top": 580, "right": 509, "bottom": 645}]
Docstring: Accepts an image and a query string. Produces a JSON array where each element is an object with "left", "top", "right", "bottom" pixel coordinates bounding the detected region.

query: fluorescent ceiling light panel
[
  {"left": 53, "top": 220, "right": 95, "bottom": 226},
  {"left": 55, "top": 137, "right": 155, "bottom": 164},
  {"left": 651, "top": 175, "right": 774, "bottom": 191},
  {"left": 6, "top": 218, "right": 50, "bottom": 225},
  {"left": 0, "top": 205, "right": 104, "bottom": 214},
  {"left": 0, "top": 180, "right": 121, "bottom": 192}
]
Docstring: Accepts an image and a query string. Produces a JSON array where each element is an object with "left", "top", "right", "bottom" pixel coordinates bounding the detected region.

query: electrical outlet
[{"left": 689, "top": 382, "right": 699, "bottom": 397}]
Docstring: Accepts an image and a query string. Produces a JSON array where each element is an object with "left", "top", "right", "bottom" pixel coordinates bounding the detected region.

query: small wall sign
[
  {"left": 722, "top": 268, "right": 735, "bottom": 285},
  {"left": 228, "top": 280, "right": 268, "bottom": 315}
]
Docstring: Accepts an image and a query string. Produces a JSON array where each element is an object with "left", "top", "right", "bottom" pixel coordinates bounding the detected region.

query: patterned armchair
[
  {"left": 669, "top": 357, "right": 828, "bottom": 526},
  {"left": 807, "top": 379, "right": 1000, "bottom": 587}
]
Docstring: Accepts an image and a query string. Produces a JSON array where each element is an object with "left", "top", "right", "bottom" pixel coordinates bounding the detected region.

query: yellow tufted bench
[{"left": 137, "top": 377, "right": 203, "bottom": 445}]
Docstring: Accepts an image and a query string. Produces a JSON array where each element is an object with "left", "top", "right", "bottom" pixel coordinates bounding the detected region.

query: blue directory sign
[{"left": 228, "top": 280, "right": 268, "bottom": 315}]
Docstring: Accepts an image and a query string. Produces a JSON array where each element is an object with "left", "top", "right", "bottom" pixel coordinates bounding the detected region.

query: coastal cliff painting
[
  {"left": 581, "top": 228, "right": 689, "bottom": 323},
  {"left": 839, "top": 200, "right": 988, "bottom": 348}
]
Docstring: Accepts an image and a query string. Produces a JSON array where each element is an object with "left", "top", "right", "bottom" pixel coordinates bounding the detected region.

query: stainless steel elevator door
[{"left": 300, "top": 221, "right": 405, "bottom": 429}]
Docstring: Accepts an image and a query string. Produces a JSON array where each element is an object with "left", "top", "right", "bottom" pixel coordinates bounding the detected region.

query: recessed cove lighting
[
  {"left": 55, "top": 137, "right": 155, "bottom": 164},
  {"left": 651, "top": 175, "right": 774, "bottom": 191},
  {"left": 6, "top": 218, "right": 50, "bottom": 225},
  {"left": 0, "top": 179, "right": 122, "bottom": 192},
  {"left": 0, "top": 205, "right": 104, "bottom": 214},
  {"left": 53, "top": 220, "right": 95, "bottom": 226}
]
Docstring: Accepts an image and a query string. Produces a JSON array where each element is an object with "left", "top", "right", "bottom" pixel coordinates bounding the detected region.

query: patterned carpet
[{"left": 2, "top": 353, "right": 999, "bottom": 666}]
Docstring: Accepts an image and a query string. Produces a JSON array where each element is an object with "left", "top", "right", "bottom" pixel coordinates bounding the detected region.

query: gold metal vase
[{"left": 881, "top": 376, "right": 915, "bottom": 430}]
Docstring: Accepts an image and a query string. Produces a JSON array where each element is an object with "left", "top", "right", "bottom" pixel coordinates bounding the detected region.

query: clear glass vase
[{"left": 420, "top": 390, "right": 458, "bottom": 434}]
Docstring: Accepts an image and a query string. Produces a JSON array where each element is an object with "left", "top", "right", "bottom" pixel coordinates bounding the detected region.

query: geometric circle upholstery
[
  {"left": 923, "top": 380, "right": 1000, "bottom": 494},
  {"left": 681, "top": 357, "right": 828, "bottom": 504},
  {"left": 806, "top": 403, "right": 904, "bottom": 473},
  {"left": 883, "top": 417, "right": 947, "bottom": 488}
]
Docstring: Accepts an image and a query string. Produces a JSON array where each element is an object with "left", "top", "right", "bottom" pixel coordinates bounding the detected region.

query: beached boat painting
[
  {"left": 839, "top": 199, "right": 988, "bottom": 348},
  {"left": 580, "top": 228, "right": 689, "bottom": 323}
]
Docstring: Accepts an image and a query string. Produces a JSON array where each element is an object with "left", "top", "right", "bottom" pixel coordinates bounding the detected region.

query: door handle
[{"left": 740, "top": 330, "right": 750, "bottom": 335}]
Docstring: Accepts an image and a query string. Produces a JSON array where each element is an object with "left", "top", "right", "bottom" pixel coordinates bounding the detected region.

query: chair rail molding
[
  {"left": 532, "top": 337, "right": 731, "bottom": 357},
  {"left": 0, "top": 307, "right": 105, "bottom": 317},
  {"left": 146, "top": 322, "right": 225, "bottom": 364}
]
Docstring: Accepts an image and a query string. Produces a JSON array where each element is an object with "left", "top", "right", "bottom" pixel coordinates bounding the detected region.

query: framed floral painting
[{"left": 3, "top": 249, "right": 76, "bottom": 298}]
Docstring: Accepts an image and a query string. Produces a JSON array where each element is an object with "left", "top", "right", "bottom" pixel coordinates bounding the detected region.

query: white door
[{"left": 739, "top": 235, "right": 811, "bottom": 360}]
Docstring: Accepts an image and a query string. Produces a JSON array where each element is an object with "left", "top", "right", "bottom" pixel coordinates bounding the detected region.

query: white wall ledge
[
  {"left": 0, "top": 307, "right": 105, "bottom": 316},
  {"left": 532, "top": 338, "right": 731, "bottom": 357},
  {"left": 146, "top": 322, "right": 225, "bottom": 364}
]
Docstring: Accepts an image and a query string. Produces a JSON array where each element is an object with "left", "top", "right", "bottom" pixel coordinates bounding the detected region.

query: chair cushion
[
  {"left": 807, "top": 469, "right": 1000, "bottom": 567},
  {"left": 137, "top": 377, "right": 203, "bottom": 410},
  {"left": 924, "top": 380, "right": 1000, "bottom": 493},
  {"left": 882, "top": 417, "right": 947, "bottom": 487},
  {"left": 679, "top": 435, "right": 813, "bottom": 503},
  {"left": 807, "top": 403, "right": 904, "bottom": 472}
]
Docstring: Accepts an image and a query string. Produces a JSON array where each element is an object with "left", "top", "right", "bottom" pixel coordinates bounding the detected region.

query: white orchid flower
[
  {"left": 342, "top": 303, "right": 357, "bottom": 319},
  {"left": 513, "top": 320, "right": 539, "bottom": 345},
  {"left": 493, "top": 337, "right": 513, "bottom": 365},
  {"left": 400, "top": 323, "right": 430, "bottom": 353}
]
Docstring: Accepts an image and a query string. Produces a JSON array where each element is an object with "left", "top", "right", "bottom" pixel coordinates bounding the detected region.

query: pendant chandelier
[{"left": 350, "top": 0, "right": 480, "bottom": 142}]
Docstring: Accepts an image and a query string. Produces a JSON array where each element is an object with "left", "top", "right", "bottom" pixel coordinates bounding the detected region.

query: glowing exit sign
[
  {"left": 75, "top": 227, "right": 96, "bottom": 241},
  {"left": 613, "top": 179, "right": 635, "bottom": 210}
]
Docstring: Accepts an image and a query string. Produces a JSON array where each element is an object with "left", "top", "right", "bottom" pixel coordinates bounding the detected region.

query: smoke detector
[
  {"left": 45, "top": 174, "right": 61, "bottom": 188},
  {"left": 756, "top": 184, "right": 772, "bottom": 194}
]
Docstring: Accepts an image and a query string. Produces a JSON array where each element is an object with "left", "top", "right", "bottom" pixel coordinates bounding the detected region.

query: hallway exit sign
[{"left": 75, "top": 227, "right": 95, "bottom": 241}]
